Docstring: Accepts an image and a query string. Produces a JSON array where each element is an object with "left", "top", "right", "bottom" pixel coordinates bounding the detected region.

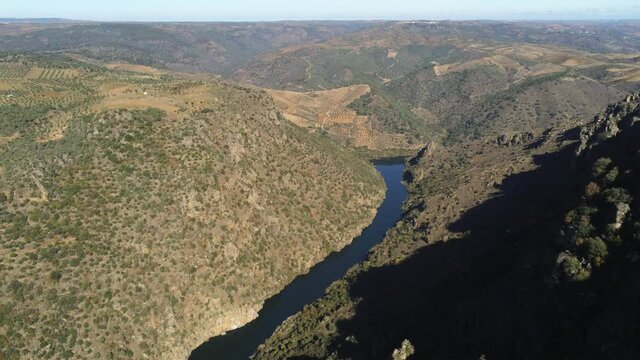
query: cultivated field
[{"left": 267, "top": 84, "right": 420, "bottom": 150}]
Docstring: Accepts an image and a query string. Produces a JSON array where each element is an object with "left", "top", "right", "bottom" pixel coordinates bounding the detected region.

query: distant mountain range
[{"left": 0, "top": 18, "right": 79, "bottom": 23}]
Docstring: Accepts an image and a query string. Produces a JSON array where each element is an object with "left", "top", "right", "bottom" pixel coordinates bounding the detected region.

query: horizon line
[{"left": 2, "top": 17, "right": 640, "bottom": 23}]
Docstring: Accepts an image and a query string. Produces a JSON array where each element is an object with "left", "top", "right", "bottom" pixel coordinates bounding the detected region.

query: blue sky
[{"left": 4, "top": 0, "right": 640, "bottom": 21}]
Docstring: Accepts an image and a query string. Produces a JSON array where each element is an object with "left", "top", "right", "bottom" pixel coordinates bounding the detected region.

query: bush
[
  {"left": 584, "top": 182, "right": 601, "bottom": 198},
  {"left": 583, "top": 237, "right": 607, "bottom": 268},
  {"left": 603, "top": 187, "right": 632, "bottom": 204},
  {"left": 592, "top": 157, "right": 612, "bottom": 177},
  {"left": 603, "top": 167, "right": 619, "bottom": 185},
  {"left": 560, "top": 255, "right": 590, "bottom": 281},
  {"left": 50, "top": 270, "right": 63, "bottom": 282}
]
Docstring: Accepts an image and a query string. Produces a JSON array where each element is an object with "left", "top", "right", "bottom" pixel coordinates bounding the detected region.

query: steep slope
[
  {"left": 0, "top": 54, "right": 385, "bottom": 359},
  {"left": 254, "top": 94, "right": 640, "bottom": 359},
  {"left": 388, "top": 65, "right": 626, "bottom": 141}
]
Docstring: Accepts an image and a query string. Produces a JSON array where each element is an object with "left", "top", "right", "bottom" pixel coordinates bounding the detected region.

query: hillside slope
[
  {"left": 235, "top": 21, "right": 640, "bottom": 144},
  {"left": 266, "top": 84, "right": 422, "bottom": 152},
  {"left": 3, "top": 21, "right": 639, "bottom": 151},
  {"left": 0, "top": 22, "right": 371, "bottom": 74},
  {"left": 253, "top": 95, "right": 640, "bottom": 359},
  {"left": 0, "top": 54, "right": 385, "bottom": 359}
]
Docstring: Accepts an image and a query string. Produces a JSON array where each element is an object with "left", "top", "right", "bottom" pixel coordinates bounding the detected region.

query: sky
[{"left": 3, "top": 0, "right": 640, "bottom": 22}]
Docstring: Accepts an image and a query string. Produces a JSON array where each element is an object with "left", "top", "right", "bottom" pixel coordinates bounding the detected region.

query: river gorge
[{"left": 190, "top": 162, "right": 408, "bottom": 359}]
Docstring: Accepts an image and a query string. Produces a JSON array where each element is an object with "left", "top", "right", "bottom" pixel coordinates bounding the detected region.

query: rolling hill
[
  {"left": 234, "top": 21, "right": 640, "bottom": 144},
  {"left": 0, "top": 22, "right": 371, "bottom": 74}
]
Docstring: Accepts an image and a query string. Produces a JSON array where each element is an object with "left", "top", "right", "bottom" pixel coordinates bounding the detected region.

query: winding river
[{"left": 190, "top": 161, "right": 407, "bottom": 359}]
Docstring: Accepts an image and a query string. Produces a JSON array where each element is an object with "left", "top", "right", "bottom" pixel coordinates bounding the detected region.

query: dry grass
[
  {"left": 434, "top": 55, "right": 522, "bottom": 76},
  {"left": 0, "top": 82, "right": 15, "bottom": 91},
  {"left": 105, "top": 63, "right": 164, "bottom": 74},
  {"left": 268, "top": 85, "right": 370, "bottom": 119},
  {"left": 93, "top": 97, "right": 181, "bottom": 113},
  {"left": 267, "top": 84, "right": 418, "bottom": 150},
  {"left": 24, "top": 67, "right": 44, "bottom": 79},
  {"left": 0, "top": 132, "right": 20, "bottom": 145},
  {"left": 93, "top": 82, "right": 224, "bottom": 113},
  {"left": 607, "top": 67, "right": 640, "bottom": 82},
  {"left": 35, "top": 112, "right": 73, "bottom": 143},
  {"left": 526, "top": 63, "right": 567, "bottom": 77}
]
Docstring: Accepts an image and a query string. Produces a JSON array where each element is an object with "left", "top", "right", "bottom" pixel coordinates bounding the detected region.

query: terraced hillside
[
  {"left": 267, "top": 84, "right": 421, "bottom": 151},
  {"left": 0, "top": 54, "right": 385, "bottom": 359},
  {"left": 3, "top": 21, "right": 639, "bottom": 150},
  {"left": 235, "top": 21, "right": 640, "bottom": 143}
]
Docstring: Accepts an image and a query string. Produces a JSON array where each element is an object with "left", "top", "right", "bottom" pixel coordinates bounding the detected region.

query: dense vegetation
[{"left": 0, "top": 55, "right": 385, "bottom": 359}]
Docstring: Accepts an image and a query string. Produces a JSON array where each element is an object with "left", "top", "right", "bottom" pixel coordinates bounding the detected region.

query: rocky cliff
[{"left": 253, "top": 93, "right": 640, "bottom": 359}]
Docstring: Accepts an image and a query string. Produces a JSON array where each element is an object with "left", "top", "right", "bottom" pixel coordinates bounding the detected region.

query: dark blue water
[{"left": 189, "top": 162, "right": 407, "bottom": 360}]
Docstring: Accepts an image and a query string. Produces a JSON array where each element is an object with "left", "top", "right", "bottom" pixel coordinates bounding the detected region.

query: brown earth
[{"left": 267, "top": 85, "right": 420, "bottom": 151}]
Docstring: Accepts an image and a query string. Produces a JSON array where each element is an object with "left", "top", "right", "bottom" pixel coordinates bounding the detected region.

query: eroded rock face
[
  {"left": 409, "top": 142, "right": 437, "bottom": 165},
  {"left": 577, "top": 93, "right": 640, "bottom": 157}
]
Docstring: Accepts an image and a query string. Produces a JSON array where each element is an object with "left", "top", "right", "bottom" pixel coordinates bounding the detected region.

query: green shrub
[
  {"left": 603, "top": 187, "right": 632, "bottom": 204},
  {"left": 560, "top": 255, "right": 590, "bottom": 281},
  {"left": 582, "top": 237, "right": 607, "bottom": 268},
  {"left": 592, "top": 157, "right": 612, "bottom": 177},
  {"left": 50, "top": 270, "right": 63, "bottom": 282}
]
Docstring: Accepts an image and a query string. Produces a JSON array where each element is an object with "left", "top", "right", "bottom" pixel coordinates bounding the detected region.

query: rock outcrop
[
  {"left": 576, "top": 93, "right": 640, "bottom": 156},
  {"left": 495, "top": 131, "right": 534, "bottom": 147}
]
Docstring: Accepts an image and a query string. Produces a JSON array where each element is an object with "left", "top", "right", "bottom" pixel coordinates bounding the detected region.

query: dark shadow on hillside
[{"left": 316, "top": 135, "right": 638, "bottom": 360}]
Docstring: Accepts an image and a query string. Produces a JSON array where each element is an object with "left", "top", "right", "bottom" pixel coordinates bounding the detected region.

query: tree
[
  {"left": 592, "top": 157, "right": 612, "bottom": 177},
  {"left": 560, "top": 255, "right": 590, "bottom": 281},
  {"left": 603, "top": 167, "right": 619, "bottom": 186},
  {"left": 603, "top": 187, "right": 632, "bottom": 204},
  {"left": 584, "top": 182, "right": 601, "bottom": 198},
  {"left": 583, "top": 237, "right": 607, "bottom": 268}
]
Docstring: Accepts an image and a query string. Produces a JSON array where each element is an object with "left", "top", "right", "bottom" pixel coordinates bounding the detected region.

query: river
[{"left": 190, "top": 161, "right": 407, "bottom": 359}]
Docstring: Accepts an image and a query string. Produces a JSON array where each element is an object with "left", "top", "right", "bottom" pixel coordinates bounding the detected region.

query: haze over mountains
[{"left": 1, "top": 17, "right": 640, "bottom": 360}]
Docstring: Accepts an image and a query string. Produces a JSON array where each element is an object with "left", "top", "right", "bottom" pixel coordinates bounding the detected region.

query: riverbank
[{"left": 190, "top": 162, "right": 407, "bottom": 359}]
